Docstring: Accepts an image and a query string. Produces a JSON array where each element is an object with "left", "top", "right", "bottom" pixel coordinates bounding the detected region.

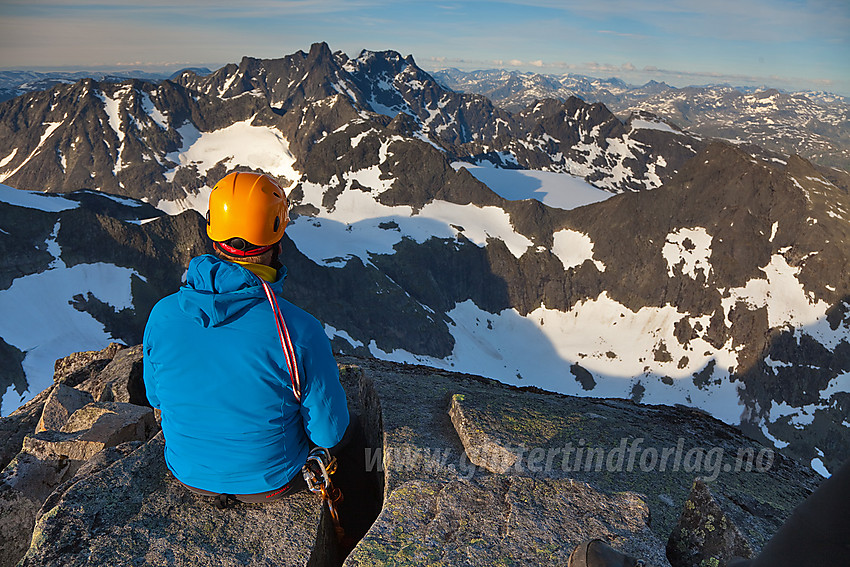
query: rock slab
[
  {"left": 448, "top": 393, "right": 519, "bottom": 473},
  {"left": 35, "top": 383, "right": 94, "bottom": 433},
  {"left": 24, "top": 401, "right": 156, "bottom": 464},
  {"left": 345, "top": 475, "right": 664, "bottom": 567},
  {"left": 19, "top": 432, "right": 336, "bottom": 567}
]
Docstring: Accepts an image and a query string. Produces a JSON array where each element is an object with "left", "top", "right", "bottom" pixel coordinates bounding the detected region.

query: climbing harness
[{"left": 302, "top": 447, "right": 346, "bottom": 543}]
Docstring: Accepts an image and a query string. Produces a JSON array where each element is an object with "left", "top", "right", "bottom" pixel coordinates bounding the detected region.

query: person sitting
[{"left": 143, "top": 171, "right": 351, "bottom": 504}]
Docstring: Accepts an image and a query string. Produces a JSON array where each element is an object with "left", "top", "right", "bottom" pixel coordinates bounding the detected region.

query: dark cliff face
[{"left": 0, "top": 44, "right": 848, "bottom": 474}]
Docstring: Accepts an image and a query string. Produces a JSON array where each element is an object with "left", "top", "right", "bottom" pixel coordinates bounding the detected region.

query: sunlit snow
[
  {"left": 0, "top": 259, "right": 140, "bottom": 416},
  {"left": 141, "top": 91, "right": 169, "bottom": 130},
  {"left": 0, "top": 148, "right": 18, "bottom": 169},
  {"left": 454, "top": 163, "right": 613, "bottom": 210},
  {"left": 631, "top": 119, "right": 678, "bottom": 134},
  {"left": 369, "top": 294, "right": 745, "bottom": 425},
  {"left": 163, "top": 118, "right": 299, "bottom": 185},
  {"left": 551, "top": 229, "right": 605, "bottom": 271},
  {"left": 156, "top": 185, "right": 214, "bottom": 217},
  {"left": 662, "top": 227, "right": 713, "bottom": 279},
  {"left": 154, "top": 119, "right": 300, "bottom": 215},
  {"left": 0, "top": 123, "right": 62, "bottom": 183},
  {"left": 288, "top": 180, "right": 534, "bottom": 264},
  {"left": 721, "top": 254, "right": 831, "bottom": 331},
  {"left": 0, "top": 183, "right": 79, "bottom": 212},
  {"left": 96, "top": 87, "right": 128, "bottom": 143}
]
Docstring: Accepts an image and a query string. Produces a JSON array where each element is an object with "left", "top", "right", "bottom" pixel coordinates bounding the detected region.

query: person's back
[{"left": 143, "top": 172, "right": 350, "bottom": 499}]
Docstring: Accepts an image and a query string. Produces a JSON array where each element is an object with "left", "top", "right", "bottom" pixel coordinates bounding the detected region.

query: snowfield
[
  {"left": 0, "top": 219, "right": 141, "bottom": 416},
  {"left": 663, "top": 227, "right": 713, "bottom": 279},
  {"left": 552, "top": 229, "right": 606, "bottom": 272},
  {"left": 0, "top": 183, "right": 79, "bottom": 212},
  {"left": 361, "top": 294, "right": 745, "bottom": 425},
  {"left": 156, "top": 117, "right": 299, "bottom": 215},
  {"left": 452, "top": 163, "right": 613, "bottom": 210}
]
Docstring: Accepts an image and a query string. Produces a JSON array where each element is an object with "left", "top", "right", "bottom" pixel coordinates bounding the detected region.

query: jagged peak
[
  {"left": 350, "top": 48, "right": 424, "bottom": 76},
  {"left": 307, "top": 41, "right": 333, "bottom": 60}
]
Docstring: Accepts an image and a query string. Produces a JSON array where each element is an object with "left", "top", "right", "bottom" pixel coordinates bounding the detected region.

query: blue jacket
[{"left": 143, "top": 254, "right": 349, "bottom": 494}]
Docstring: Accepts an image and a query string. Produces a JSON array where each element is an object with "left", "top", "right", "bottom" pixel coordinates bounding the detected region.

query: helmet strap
[{"left": 215, "top": 240, "right": 274, "bottom": 258}]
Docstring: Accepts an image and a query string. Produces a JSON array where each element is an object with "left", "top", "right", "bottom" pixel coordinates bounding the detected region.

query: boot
[{"left": 567, "top": 540, "right": 645, "bottom": 567}]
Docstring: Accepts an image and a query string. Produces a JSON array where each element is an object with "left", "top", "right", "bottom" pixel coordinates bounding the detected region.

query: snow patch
[
  {"left": 78, "top": 190, "right": 145, "bottom": 208},
  {"left": 811, "top": 456, "right": 830, "bottom": 478},
  {"left": 96, "top": 89, "right": 126, "bottom": 143},
  {"left": 141, "top": 91, "right": 168, "bottom": 129},
  {"left": 0, "top": 183, "right": 79, "bottom": 212},
  {"left": 761, "top": 425, "right": 789, "bottom": 449},
  {"left": 0, "top": 123, "right": 62, "bottom": 183},
  {"left": 324, "top": 324, "right": 364, "bottom": 349},
  {"left": 156, "top": 185, "right": 213, "bottom": 216},
  {"left": 821, "top": 371, "right": 850, "bottom": 400},
  {"left": 0, "top": 261, "right": 140, "bottom": 416},
  {"left": 0, "top": 148, "right": 18, "bottom": 168},
  {"left": 663, "top": 227, "right": 713, "bottom": 280},
  {"left": 552, "top": 229, "right": 605, "bottom": 271},
  {"left": 164, "top": 118, "right": 298, "bottom": 187},
  {"left": 46, "top": 221, "right": 64, "bottom": 268},
  {"left": 456, "top": 164, "right": 613, "bottom": 210},
  {"left": 288, "top": 183, "right": 533, "bottom": 265},
  {"left": 631, "top": 119, "right": 678, "bottom": 134},
  {"left": 722, "top": 254, "right": 831, "bottom": 332}
]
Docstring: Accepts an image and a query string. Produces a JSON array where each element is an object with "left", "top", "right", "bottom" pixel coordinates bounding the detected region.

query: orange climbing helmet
[{"left": 206, "top": 172, "right": 290, "bottom": 256}]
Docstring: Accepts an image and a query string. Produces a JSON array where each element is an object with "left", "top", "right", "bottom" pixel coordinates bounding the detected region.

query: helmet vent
[
  {"left": 273, "top": 217, "right": 280, "bottom": 232},
  {"left": 229, "top": 238, "right": 247, "bottom": 251}
]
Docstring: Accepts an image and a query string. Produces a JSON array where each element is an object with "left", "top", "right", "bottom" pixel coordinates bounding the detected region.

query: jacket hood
[{"left": 178, "top": 255, "right": 287, "bottom": 328}]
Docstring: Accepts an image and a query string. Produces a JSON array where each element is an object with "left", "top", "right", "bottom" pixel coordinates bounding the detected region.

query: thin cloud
[
  {"left": 584, "top": 62, "right": 637, "bottom": 73},
  {"left": 597, "top": 30, "right": 648, "bottom": 39}
]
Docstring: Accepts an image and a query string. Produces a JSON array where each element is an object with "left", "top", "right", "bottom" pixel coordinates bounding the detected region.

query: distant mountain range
[
  {"left": 433, "top": 68, "right": 850, "bottom": 173},
  {"left": 0, "top": 43, "right": 847, "bottom": 477},
  {"left": 0, "top": 68, "right": 213, "bottom": 104}
]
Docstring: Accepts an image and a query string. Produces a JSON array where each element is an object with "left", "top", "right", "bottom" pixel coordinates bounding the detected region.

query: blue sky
[{"left": 1, "top": 0, "right": 848, "bottom": 94}]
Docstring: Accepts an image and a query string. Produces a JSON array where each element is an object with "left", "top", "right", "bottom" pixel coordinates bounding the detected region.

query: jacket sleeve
[
  {"left": 297, "top": 324, "right": 350, "bottom": 448},
  {"left": 142, "top": 317, "right": 161, "bottom": 410}
]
